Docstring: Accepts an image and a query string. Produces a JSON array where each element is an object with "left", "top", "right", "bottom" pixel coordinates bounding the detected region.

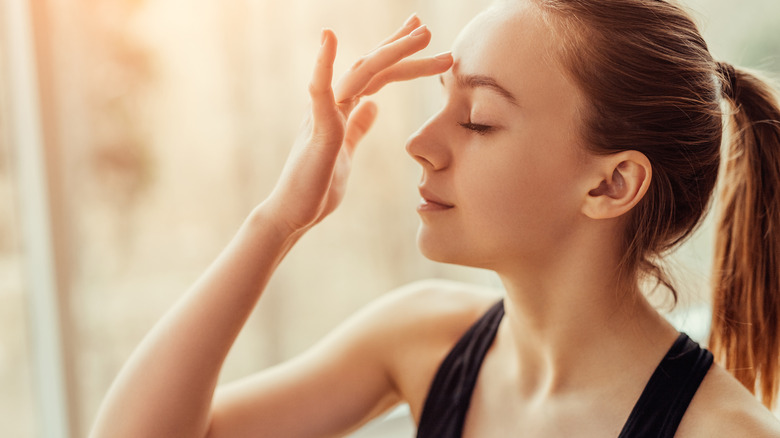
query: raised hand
[{"left": 264, "top": 15, "right": 453, "bottom": 235}]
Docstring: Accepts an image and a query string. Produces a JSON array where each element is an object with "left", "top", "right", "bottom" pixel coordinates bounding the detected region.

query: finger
[
  {"left": 334, "top": 24, "right": 432, "bottom": 103},
  {"left": 309, "top": 29, "right": 342, "bottom": 140},
  {"left": 343, "top": 100, "right": 378, "bottom": 156},
  {"left": 361, "top": 52, "right": 453, "bottom": 96},
  {"left": 374, "top": 13, "right": 421, "bottom": 49},
  {"left": 309, "top": 29, "right": 337, "bottom": 116}
]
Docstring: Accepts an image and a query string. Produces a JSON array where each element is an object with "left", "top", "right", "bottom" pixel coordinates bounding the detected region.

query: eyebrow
[{"left": 440, "top": 73, "right": 519, "bottom": 106}]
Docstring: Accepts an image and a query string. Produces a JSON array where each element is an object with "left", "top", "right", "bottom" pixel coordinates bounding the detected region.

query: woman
[{"left": 91, "top": 0, "right": 780, "bottom": 436}]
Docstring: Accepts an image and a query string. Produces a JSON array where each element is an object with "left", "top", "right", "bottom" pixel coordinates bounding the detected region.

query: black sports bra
[{"left": 416, "top": 300, "right": 713, "bottom": 437}]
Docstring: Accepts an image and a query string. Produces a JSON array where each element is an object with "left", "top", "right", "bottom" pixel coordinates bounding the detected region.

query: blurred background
[{"left": 0, "top": 0, "right": 778, "bottom": 436}]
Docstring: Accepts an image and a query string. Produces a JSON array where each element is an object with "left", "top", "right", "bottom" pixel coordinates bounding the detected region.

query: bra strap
[
  {"left": 416, "top": 300, "right": 504, "bottom": 437},
  {"left": 618, "top": 333, "right": 713, "bottom": 437}
]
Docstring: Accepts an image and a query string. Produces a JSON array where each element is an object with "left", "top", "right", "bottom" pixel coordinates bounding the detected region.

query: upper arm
[{"left": 204, "top": 283, "right": 438, "bottom": 438}]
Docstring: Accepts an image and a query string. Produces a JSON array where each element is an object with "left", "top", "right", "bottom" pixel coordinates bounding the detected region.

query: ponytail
[{"left": 710, "top": 63, "right": 780, "bottom": 409}]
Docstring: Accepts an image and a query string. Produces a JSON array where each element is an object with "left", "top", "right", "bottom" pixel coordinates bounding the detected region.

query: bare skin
[
  {"left": 89, "top": 15, "right": 454, "bottom": 438},
  {"left": 90, "top": 4, "right": 780, "bottom": 438}
]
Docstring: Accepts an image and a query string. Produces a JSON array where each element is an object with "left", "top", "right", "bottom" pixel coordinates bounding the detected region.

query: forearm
[
  {"left": 90, "top": 203, "right": 299, "bottom": 438},
  {"left": 90, "top": 17, "right": 448, "bottom": 436}
]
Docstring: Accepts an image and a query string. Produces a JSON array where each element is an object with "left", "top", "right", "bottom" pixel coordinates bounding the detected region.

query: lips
[{"left": 418, "top": 187, "right": 454, "bottom": 210}]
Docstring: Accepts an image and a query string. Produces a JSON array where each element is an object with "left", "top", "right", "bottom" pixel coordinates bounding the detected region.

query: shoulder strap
[
  {"left": 416, "top": 300, "right": 504, "bottom": 438},
  {"left": 618, "top": 332, "right": 714, "bottom": 438}
]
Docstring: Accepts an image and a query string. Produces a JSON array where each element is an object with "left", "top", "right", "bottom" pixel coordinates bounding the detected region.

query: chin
[
  {"left": 417, "top": 224, "right": 533, "bottom": 272},
  {"left": 416, "top": 227, "right": 486, "bottom": 268}
]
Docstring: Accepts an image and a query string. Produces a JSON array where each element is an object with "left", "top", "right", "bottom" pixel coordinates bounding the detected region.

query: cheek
[
  {"left": 458, "top": 145, "right": 583, "bottom": 247},
  {"left": 462, "top": 146, "right": 570, "bottom": 208}
]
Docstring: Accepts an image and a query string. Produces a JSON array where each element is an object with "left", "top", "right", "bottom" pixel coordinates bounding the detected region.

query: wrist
[{"left": 245, "top": 201, "right": 306, "bottom": 248}]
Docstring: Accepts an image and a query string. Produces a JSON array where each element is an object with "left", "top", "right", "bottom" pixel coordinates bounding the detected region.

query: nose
[{"left": 405, "top": 113, "right": 451, "bottom": 171}]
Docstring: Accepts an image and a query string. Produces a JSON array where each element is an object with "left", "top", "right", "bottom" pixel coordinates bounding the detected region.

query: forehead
[
  {"left": 449, "top": 2, "right": 580, "bottom": 110},
  {"left": 452, "top": 2, "right": 550, "bottom": 67}
]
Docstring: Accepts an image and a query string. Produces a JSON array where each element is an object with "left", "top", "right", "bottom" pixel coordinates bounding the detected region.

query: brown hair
[
  {"left": 710, "top": 66, "right": 780, "bottom": 407},
  {"left": 533, "top": 0, "right": 780, "bottom": 407}
]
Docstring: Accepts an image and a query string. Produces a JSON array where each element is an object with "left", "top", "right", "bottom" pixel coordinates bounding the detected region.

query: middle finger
[
  {"left": 334, "top": 24, "right": 432, "bottom": 103},
  {"left": 373, "top": 13, "right": 421, "bottom": 49}
]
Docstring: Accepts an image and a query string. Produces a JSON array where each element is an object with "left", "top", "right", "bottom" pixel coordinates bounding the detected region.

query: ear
[{"left": 582, "top": 150, "right": 652, "bottom": 220}]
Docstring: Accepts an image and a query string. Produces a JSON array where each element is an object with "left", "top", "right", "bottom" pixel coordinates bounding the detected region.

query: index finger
[
  {"left": 360, "top": 53, "right": 453, "bottom": 96},
  {"left": 334, "top": 24, "right": 432, "bottom": 103}
]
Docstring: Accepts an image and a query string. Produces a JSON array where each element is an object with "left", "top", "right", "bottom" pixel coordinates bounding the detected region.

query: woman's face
[{"left": 406, "top": 1, "right": 595, "bottom": 270}]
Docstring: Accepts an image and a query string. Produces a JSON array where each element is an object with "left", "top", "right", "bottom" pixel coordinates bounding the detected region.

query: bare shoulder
[
  {"left": 298, "top": 279, "right": 501, "bottom": 366},
  {"left": 207, "top": 280, "right": 501, "bottom": 437},
  {"left": 359, "top": 279, "right": 503, "bottom": 360},
  {"left": 365, "top": 279, "right": 503, "bottom": 419},
  {"left": 373, "top": 279, "right": 503, "bottom": 333},
  {"left": 677, "top": 362, "right": 780, "bottom": 437}
]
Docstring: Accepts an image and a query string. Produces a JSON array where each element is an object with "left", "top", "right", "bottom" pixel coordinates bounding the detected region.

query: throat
[
  {"left": 462, "top": 308, "right": 681, "bottom": 437},
  {"left": 494, "top": 268, "right": 679, "bottom": 392}
]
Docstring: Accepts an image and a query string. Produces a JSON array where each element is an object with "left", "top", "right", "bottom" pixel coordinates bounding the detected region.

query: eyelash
[{"left": 459, "top": 122, "right": 493, "bottom": 135}]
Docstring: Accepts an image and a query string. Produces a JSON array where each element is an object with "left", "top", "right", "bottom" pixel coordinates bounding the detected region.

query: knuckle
[{"left": 350, "top": 56, "right": 367, "bottom": 71}]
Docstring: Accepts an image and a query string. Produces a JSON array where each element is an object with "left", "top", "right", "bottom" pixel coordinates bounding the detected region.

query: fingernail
[
  {"left": 411, "top": 25, "right": 428, "bottom": 38},
  {"left": 404, "top": 13, "right": 419, "bottom": 26},
  {"left": 434, "top": 51, "right": 452, "bottom": 60},
  {"left": 321, "top": 28, "right": 328, "bottom": 46}
]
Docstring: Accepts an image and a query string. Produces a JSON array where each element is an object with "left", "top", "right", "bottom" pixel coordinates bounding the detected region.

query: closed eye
[{"left": 459, "top": 122, "right": 493, "bottom": 135}]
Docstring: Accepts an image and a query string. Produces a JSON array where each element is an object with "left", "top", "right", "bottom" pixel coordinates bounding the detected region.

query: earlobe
[{"left": 582, "top": 151, "right": 652, "bottom": 220}]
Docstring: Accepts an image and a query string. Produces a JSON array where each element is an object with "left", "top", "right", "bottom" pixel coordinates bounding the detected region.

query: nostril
[
  {"left": 405, "top": 119, "right": 449, "bottom": 170},
  {"left": 406, "top": 140, "right": 433, "bottom": 168},
  {"left": 406, "top": 142, "right": 449, "bottom": 170},
  {"left": 405, "top": 138, "right": 427, "bottom": 164},
  {"left": 416, "top": 155, "right": 436, "bottom": 169}
]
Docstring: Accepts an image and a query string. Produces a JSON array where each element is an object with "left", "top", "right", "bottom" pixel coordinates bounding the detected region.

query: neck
[{"left": 493, "top": 233, "right": 678, "bottom": 398}]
